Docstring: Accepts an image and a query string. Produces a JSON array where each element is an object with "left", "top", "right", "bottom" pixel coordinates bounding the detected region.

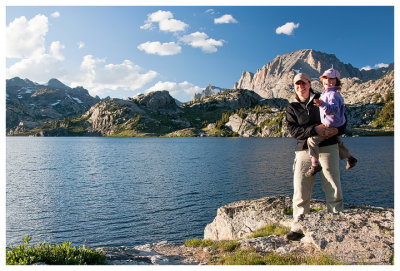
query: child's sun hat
[{"left": 320, "top": 68, "right": 340, "bottom": 80}]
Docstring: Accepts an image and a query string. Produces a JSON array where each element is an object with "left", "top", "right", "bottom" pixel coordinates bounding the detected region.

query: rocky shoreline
[{"left": 97, "top": 196, "right": 394, "bottom": 265}]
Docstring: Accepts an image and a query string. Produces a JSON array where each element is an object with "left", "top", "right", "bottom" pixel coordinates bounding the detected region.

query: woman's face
[
  {"left": 322, "top": 77, "right": 337, "bottom": 88},
  {"left": 294, "top": 80, "right": 310, "bottom": 101}
]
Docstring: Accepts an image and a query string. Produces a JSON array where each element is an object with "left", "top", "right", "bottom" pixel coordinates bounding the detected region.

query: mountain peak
[
  {"left": 6, "top": 77, "right": 37, "bottom": 88},
  {"left": 190, "top": 84, "right": 227, "bottom": 102},
  {"left": 47, "top": 78, "right": 70, "bottom": 90}
]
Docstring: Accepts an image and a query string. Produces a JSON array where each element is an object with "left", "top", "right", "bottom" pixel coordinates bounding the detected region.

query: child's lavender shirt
[{"left": 319, "top": 86, "right": 346, "bottom": 127}]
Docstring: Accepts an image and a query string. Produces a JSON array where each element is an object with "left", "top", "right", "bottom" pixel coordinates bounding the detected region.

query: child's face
[{"left": 323, "top": 77, "right": 337, "bottom": 88}]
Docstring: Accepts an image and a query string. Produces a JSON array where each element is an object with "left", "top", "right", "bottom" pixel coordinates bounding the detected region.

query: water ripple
[{"left": 6, "top": 137, "right": 393, "bottom": 247}]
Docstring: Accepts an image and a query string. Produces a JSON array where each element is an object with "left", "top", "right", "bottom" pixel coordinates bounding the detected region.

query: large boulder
[
  {"left": 204, "top": 196, "right": 304, "bottom": 240},
  {"left": 204, "top": 196, "right": 394, "bottom": 264}
]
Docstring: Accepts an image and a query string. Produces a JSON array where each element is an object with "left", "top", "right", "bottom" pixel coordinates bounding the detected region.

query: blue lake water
[{"left": 6, "top": 137, "right": 394, "bottom": 248}]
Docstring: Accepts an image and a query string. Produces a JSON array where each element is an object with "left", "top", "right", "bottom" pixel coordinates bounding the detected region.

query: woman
[{"left": 285, "top": 73, "right": 345, "bottom": 240}]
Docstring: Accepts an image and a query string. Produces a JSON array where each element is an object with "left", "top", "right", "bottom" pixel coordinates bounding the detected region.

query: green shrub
[
  {"left": 371, "top": 101, "right": 394, "bottom": 128},
  {"left": 284, "top": 207, "right": 293, "bottom": 215},
  {"left": 247, "top": 224, "right": 290, "bottom": 239},
  {"left": 6, "top": 236, "right": 106, "bottom": 265}
]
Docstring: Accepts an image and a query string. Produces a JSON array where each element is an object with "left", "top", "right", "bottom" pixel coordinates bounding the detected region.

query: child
[{"left": 305, "top": 68, "right": 358, "bottom": 177}]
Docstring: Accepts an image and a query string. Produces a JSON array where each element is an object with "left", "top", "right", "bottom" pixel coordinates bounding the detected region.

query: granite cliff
[{"left": 234, "top": 49, "right": 393, "bottom": 100}]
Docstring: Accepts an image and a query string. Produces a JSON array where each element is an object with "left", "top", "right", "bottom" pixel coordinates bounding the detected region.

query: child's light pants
[
  {"left": 308, "top": 136, "right": 351, "bottom": 160},
  {"left": 291, "top": 144, "right": 344, "bottom": 233}
]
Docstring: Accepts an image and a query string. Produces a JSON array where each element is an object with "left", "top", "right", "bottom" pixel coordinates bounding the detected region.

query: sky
[{"left": 4, "top": 2, "right": 396, "bottom": 102}]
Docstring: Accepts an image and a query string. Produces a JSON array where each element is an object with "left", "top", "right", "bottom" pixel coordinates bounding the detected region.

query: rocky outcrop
[
  {"left": 97, "top": 195, "right": 393, "bottom": 265},
  {"left": 340, "top": 70, "right": 394, "bottom": 105},
  {"left": 84, "top": 99, "right": 146, "bottom": 136},
  {"left": 82, "top": 91, "right": 186, "bottom": 136},
  {"left": 187, "top": 89, "right": 262, "bottom": 111},
  {"left": 234, "top": 49, "right": 393, "bottom": 100},
  {"left": 204, "top": 196, "right": 295, "bottom": 240},
  {"left": 132, "top": 91, "right": 182, "bottom": 114},
  {"left": 190, "top": 84, "right": 227, "bottom": 102},
  {"left": 204, "top": 196, "right": 394, "bottom": 265},
  {"left": 225, "top": 103, "right": 289, "bottom": 138},
  {"left": 99, "top": 242, "right": 204, "bottom": 265}
]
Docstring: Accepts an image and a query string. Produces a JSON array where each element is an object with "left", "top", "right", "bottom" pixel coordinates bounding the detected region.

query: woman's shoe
[
  {"left": 305, "top": 164, "right": 322, "bottom": 177},
  {"left": 346, "top": 157, "right": 358, "bottom": 169}
]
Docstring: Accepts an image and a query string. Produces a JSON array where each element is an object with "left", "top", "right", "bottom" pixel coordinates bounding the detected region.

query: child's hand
[{"left": 313, "top": 98, "right": 322, "bottom": 107}]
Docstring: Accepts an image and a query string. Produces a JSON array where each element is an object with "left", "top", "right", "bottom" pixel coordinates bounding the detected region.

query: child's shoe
[
  {"left": 305, "top": 164, "right": 322, "bottom": 177},
  {"left": 346, "top": 157, "right": 358, "bottom": 169}
]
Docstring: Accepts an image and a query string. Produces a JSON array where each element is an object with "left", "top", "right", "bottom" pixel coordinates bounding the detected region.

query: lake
[{"left": 6, "top": 137, "right": 394, "bottom": 248}]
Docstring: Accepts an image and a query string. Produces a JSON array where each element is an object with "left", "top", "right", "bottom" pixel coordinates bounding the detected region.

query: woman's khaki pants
[{"left": 291, "top": 144, "right": 344, "bottom": 233}]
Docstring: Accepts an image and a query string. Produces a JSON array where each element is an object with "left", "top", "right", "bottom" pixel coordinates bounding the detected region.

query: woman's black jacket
[{"left": 285, "top": 90, "right": 346, "bottom": 151}]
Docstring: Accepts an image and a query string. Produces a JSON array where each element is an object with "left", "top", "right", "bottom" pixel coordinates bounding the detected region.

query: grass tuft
[
  {"left": 184, "top": 239, "right": 217, "bottom": 248},
  {"left": 184, "top": 239, "right": 239, "bottom": 252},
  {"left": 247, "top": 224, "right": 290, "bottom": 239},
  {"left": 219, "top": 249, "right": 341, "bottom": 265}
]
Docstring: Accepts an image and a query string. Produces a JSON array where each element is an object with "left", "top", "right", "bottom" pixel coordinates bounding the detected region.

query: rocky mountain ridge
[
  {"left": 6, "top": 77, "right": 101, "bottom": 134},
  {"left": 14, "top": 88, "right": 270, "bottom": 137},
  {"left": 6, "top": 49, "right": 394, "bottom": 137},
  {"left": 234, "top": 49, "right": 393, "bottom": 100}
]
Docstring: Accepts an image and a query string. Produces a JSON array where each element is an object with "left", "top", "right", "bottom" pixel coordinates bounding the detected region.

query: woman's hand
[
  {"left": 315, "top": 124, "right": 338, "bottom": 139},
  {"left": 313, "top": 98, "right": 323, "bottom": 107},
  {"left": 324, "top": 127, "right": 338, "bottom": 138}
]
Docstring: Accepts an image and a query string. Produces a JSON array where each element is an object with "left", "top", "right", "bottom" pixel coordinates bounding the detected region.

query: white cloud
[
  {"left": 149, "top": 10, "right": 173, "bottom": 22},
  {"left": 6, "top": 13, "right": 159, "bottom": 99},
  {"left": 6, "top": 14, "right": 49, "bottom": 58},
  {"left": 137, "top": 41, "right": 181, "bottom": 56},
  {"left": 159, "top": 18, "right": 188, "bottom": 32},
  {"left": 146, "top": 81, "right": 203, "bottom": 102},
  {"left": 69, "top": 55, "right": 158, "bottom": 97},
  {"left": 205, "top": 9, "right": 216, "bottom": 15},
  {"left": 6, "top": 14, "right": 68, "bottom": 83},
  {"left": 140, "top": 23, "right": 153, "bottom": 30},
  {"left": 361, "top": 65, "right": 372, "bottom": 71},
  {"left": 51, "top": 11, "right": 60, "bottom": 18},
  {"left": 214, "top": 14, "right": 238, "bottom": 24},
  {"left": 361, "top": 63, "right": 390, "bottom": 71},
  {"left": 374, "top": 63, "right": 389, "bottom": 69},
  {"left": 49, "top": 41, "right": 65, "bottom": 60},
  {"left": 276, "top": 22, "right": 300, "bottom": 35},
  {"left": 180, "top": 32, "right": 224, "bottom": 53},
  {"left": 141, "top": 10, "right": 188, "bottom": 32},
  {"left": 6, "top": 42, "right": 66, "bottom": 82},
  {"left": 78, "top": 41, "right": 85, "bottom": 49}
]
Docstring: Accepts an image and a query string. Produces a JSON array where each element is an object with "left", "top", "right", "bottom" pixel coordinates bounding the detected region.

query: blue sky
[{"left": 5, "top": 4, "right": 395, "bottom": 102}]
